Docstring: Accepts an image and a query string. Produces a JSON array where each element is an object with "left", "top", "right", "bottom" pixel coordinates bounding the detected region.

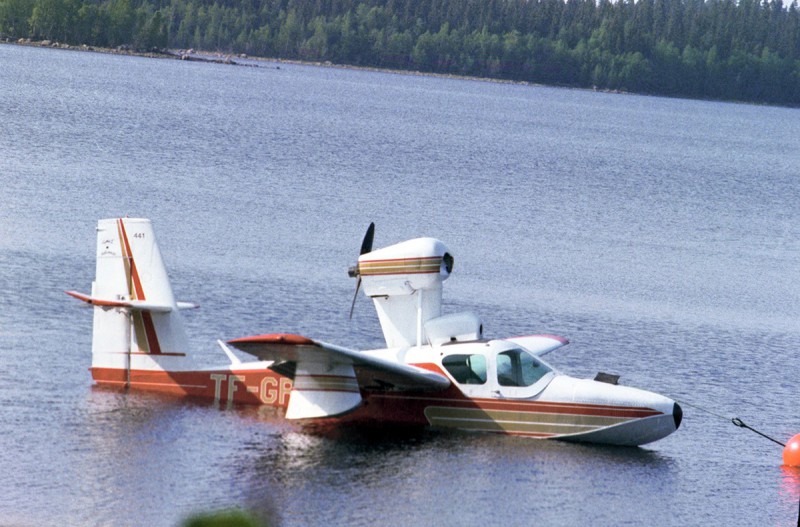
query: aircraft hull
[{"left": 91, "top": 365, "right": 679, "bottom": 446}]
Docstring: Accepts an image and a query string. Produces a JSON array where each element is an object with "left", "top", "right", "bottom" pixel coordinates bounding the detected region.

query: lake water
[{"left": 1, "top": 43, "right": 799, "bottom": 526}]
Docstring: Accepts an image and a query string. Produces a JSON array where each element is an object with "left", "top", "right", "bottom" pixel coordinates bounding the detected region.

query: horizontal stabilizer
[
  {"left": 65, "top": 290, "right": 197, "bottom": 313},
  {"left": 504, "top": 334, "right": 569, "bottom": 356},
  {"left": 228, "top": 333, "right": 451, "bottom": 392}
]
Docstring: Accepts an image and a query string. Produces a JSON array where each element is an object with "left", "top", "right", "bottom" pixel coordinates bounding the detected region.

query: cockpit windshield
[
  {"left": 496, "top": 348, "right": 552, "bottom": 387},
  {"left": 442, "top": 354, "right": 487, "bottom": 385}
]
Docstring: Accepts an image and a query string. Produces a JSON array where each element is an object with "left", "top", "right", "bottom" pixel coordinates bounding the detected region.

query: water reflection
[
  {"left": 781, "top": 466, "right": 800, "bottom": 500},
  {"left": 779, "top": 467, "right": 800, "bottom": 527},
  {"left": 226, "top": 421, "right": 679, "bottom": 526}
]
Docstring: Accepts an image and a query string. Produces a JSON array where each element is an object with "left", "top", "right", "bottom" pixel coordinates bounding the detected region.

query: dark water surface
[{"left": 1, "top": 43, "right": 799, "bottom": 526}]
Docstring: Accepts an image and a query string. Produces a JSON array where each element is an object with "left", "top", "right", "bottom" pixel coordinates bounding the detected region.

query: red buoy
[{"left": 783, "top": 433, "right": 800, "bottom": 467}]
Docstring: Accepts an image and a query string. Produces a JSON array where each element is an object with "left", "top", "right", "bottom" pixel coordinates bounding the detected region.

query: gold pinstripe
[
  {"left": 424, "top": 406, "right": 634, "bottom": 435},
  {"left": 293, "top": 374, "right": 360, "bottom": 393},
  {"left": 359, "top": 257, "right": 442, "bottom": 276}
]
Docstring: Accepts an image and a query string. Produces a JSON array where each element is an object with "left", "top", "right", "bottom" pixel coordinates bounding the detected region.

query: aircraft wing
[
  {"left": 227, "top": 333, "right": 451, "bottom": 392},
  {"left": 505, "top": 334, "right": 569, "bottom": 356}
]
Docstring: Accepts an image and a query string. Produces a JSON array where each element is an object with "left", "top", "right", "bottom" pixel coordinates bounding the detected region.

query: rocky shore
[
  {"left": 2, "top": 35, "right": 550, "bottom": 89},
  {"left": 2, "top": 37, "right": 252, "bottom": 65}
]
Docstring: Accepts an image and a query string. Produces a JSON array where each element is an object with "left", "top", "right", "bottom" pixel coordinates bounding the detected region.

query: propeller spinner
[{"left": 348, "top": 222, "right": 375, "bottom": 318}]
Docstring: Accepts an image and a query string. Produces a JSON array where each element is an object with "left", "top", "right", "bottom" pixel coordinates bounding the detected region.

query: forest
[{"left": 2, "top": 0, "right": 800, "bottom": 105}]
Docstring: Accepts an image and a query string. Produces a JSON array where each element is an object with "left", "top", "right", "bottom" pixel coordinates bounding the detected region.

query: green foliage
[
  {"left": 29, "top": 0, "right": 79, "bottom": 42},
  {"left": 2, "top": 0, "right": 800, "bottom": 105},
  {"left": 182, "top": 509, "right": 266, "bottom": 527},
  {"left": 0, "top": 0, "right": 35, "bottom": 37}
]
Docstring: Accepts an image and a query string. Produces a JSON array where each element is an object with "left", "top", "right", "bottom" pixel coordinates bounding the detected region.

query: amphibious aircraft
[{"left": 67, "top": 217, "right": 682, "bottom": 446}]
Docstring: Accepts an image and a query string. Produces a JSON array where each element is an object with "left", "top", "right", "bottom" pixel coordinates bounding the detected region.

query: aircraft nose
[{"left": 673, "top": 402, "right": 683, "bottom": 430}]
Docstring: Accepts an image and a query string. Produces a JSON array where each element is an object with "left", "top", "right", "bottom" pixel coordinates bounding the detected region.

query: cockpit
[
  {"left": 496, "top": 348, "right": 550, "bottom": 387},
  {"left": 440, "top": 342, "right": 555, "bottom": 397},
  {"left": 442, "top": 353, "right": 488, "bottom": 385}
]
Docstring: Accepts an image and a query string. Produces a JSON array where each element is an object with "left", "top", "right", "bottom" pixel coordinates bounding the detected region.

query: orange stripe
[
  {"left": 118, "top": 219, "right": 162, "bottom": 355},
  {"left": 108, "top": 351, "right": 187, "bottom": 356},
  {"left": 229, "top": 333, "right": 315, "bottom": 346},
  {"left": 141, "top": 311, "right": 162, "bottom": 354},
  {"left": 118, "top": 219, "right": 145, "bottom": 300},
  {"left": 361, "top": 270, "right": 440, "bottom": 276},
  {"left": 90, "top": 367, "right": 293, "bottom": 407}
]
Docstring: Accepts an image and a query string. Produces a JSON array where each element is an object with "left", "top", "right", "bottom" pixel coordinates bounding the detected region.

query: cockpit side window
[
  {"left": 497, "top": 349, "right": 550, "bottom": 387},
  {"left": 442, "top": 354, "right": 487, "bottom": 385}
]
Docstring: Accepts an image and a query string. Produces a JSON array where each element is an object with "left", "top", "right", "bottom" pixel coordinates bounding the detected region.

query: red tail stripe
[
  {"left": 141, "top": 311, "right": 162, "bottom": 354},
  {"left": 118, "top": 219, "right": 162, "bottom": 355},
  {"left": 117, "top": 219, "right": 146, "bottom": 300}
]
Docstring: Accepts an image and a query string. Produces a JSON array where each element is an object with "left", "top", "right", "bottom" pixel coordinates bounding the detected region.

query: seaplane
[{"left": 67, "top": 218, "right": 682, "bottom": 446}]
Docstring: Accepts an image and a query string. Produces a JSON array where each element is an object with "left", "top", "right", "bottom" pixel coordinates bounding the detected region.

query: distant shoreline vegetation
[{"left": 2, "top": 0, "right": 799, "bottom": 106}]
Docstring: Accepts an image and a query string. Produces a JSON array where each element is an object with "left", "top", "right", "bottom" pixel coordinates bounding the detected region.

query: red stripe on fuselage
[
  {"left": 110, "top": 352, "right": 187, "bottom": 356},
  {"left": 91, "top": 367, "right": 292, "bottom": 406},
  {"left": 89, "top": 362, "right": 662, "bottom": 429},
  {"left": 360, "top": 270, "right": 441, "bottom": 276},
  {"left": 370, "top": 393, "right": 661, "bottom": 419}
]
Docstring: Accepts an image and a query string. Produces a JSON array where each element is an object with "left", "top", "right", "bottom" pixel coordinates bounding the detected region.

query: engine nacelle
[
  {"left": 358, "top": 238, "right": 453, "bottom": 297},
  {"left": 356, "top": 238, "right": 454, "bottom": 348}
]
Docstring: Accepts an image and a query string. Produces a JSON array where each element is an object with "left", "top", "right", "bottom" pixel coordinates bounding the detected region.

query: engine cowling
[{"left": 356, "top": 238, "right": 454, "bottom": 348}]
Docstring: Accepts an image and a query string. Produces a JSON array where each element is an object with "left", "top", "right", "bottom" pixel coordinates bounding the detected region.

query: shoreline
[
  {"left": 5, "top": 37, "right": 778, "bottom": 108},
  {"left": 3, "top": 37, "right": 244, "bottom": 64},
  {"left": 1, "top": 37, "right": 580, "bottom": 91}
]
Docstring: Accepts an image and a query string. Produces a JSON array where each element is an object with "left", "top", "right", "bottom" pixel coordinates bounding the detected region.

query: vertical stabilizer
[{"left": 69, "top": 218, "right": 197, "bottom": 373}]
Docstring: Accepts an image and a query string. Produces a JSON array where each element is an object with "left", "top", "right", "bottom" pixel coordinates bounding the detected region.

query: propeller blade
[
  {"left": 350, "top": 223, "right": 374, "bottom": 319},
  {"left": 349, "top": 276, "right": 362, "bottom": 319},
  {"left": 360, "top": 222, "right": 375, "bottom": 255}
]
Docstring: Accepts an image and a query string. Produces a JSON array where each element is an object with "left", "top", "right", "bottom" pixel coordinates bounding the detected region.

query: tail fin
[{"left": 67, "top": 218, "right": 198, "bottom": 372}]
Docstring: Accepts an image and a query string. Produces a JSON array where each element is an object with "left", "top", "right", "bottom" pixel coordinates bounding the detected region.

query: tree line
[{"left": 2, "top": 0, "right": 800, "bottom": 105}]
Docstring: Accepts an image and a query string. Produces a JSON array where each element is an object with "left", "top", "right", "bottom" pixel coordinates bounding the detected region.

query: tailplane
[{"left": 67, "top": 218, "right": 198, "bottom": 373}]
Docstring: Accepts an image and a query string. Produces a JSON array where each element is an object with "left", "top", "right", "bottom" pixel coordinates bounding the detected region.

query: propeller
[{"left": 348, "top": 222, "right": 375, "bottom": 319}]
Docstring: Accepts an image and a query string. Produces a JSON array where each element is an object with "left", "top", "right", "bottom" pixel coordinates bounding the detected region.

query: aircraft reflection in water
[{"left": 68, "top": 218, "right": 681, "bottom": 446}]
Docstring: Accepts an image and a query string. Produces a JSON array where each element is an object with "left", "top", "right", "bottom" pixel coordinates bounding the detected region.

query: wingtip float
[{"left": 68, "top": 217, "right": 681, "bottom": 446}]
